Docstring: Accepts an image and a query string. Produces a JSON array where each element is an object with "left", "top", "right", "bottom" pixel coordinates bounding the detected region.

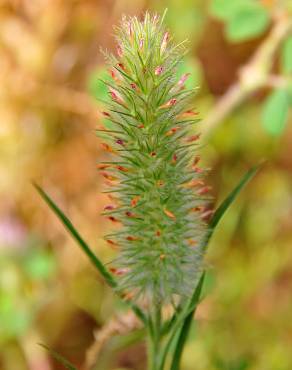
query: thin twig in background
[
  {"left": 84, "top": 311, "right": 141, "bottom": 370},
  {"left": 201, "top": 11, "right": 292, "bottom": 137}
]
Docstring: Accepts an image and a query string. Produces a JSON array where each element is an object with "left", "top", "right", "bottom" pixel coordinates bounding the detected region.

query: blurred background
[{"left": 0, "top": 0, "right": 292, "bottom": 369}]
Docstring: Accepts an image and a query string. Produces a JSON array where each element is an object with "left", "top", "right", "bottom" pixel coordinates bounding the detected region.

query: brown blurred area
[{"left": 0, "top": 1, "right": 292, "bottom": 370}]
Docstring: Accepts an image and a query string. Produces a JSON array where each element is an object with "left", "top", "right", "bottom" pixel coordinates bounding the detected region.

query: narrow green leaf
[
  {"left": 169, "top": 166, "right": 259, "bottom": 369},
  {"left": 34, "top": 183, "right": 147, "bottom": 325},
  {"left": 39, "top": 344, "right": 78, "bottom": 370},
  {"left": 281, "top": 36, "right": 292, "bottom": 74},
  {"left": 34, "top": 183, "right": 116, "bottom": 288},
  {"left": 262, "top": 89, "right": 290, "bottom": 136},
  {"left": 209, "top": 165, "right": 260, "bottom": 231},
  {"left": 169, "top": 273, "right": 205, "bottom": 370},
  {"left": 162, "top": 166, "right": 260, "bottom": 368}
]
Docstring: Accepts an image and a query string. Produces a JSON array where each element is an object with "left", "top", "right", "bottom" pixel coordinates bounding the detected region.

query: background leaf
[
  {"left": 209, "top": 0, "right": 251, "bottom": 21},
  {"left": 225, "top": 4, "right": 270, "bottom": 42},
  {"left": 262, "top": 89, "right": 290, "bottom": 136},
  {"left": 281, "top": 36, "right": 292, "bottom": 74}
]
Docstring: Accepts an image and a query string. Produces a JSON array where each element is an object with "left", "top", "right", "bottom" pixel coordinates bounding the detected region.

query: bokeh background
[{"left": 0, "top": 0, "right": 292, "bottom": 369}]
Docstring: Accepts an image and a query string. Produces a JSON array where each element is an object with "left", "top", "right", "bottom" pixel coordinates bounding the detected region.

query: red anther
[
  {"left": 193, "top": 155, "right": 200, "bottom": 166},
  {"left": 130, "top": 83, "right": 137, "bottom": 89},
  {"left": 96, "top": 163, "right": 111, "bottom": 170},
  {"left": 186, "top": 134, "right": 201, "bottom": 143},
  {"left": 156, "top": 230, "right": 161, "bottom": 236},
  {"left": 197, "top": 186, "right": 212, "bottom": 195},
  {"left": 125, "top": 211, "right": 135, "bottom": 218},
  {"left": 101, "top": 143, "right": 114, "bottom": 153},
  {"left": 100, "top": 172, "right": 117, "bottom": 181},
  {"left": 166, "top": 126, "right": 180, "bottom": 136},
  {"left": 131, "top": 196, "right": 140, "bottom": 207},
  {"left": 110, "top": 267, "right": 128, "bottom": 276},
  {"left": 104, "top": 205, "right": 115, "bottom": 211},
  {"left": 191, "top": 206, "right": 204, "bottom": 212},
  {"left": 171, "top": 154, "right": 178, "bottom": 164},
  {"left": 110, "top": 90, "right": 118, "bottom": 101},
  {"left": 160, "top": 98, "right": 177, "bottom": 108},
  {"left": 108, "top": 216, "right": 118, "bottom": 222},
  {"left": 179, "top": 110, "right": 198, "bottom": 118},
  {"left": 126, "top": 236, "right": 139, "bottom": 241},
  {"left": 116, "top": 139, "right": 124, "bottom": 145},
  {"left": 164, "top": 208, "right": 176, "bottom": 219},
  {"left": 161, "top": 32, "right": 169, "bottom": 53},
  {"left": 117, "top": 63, "right": 126, "bottom": 71},
  {"left": 106, "top": 239, "right": 119, "bottom": 248},
  {"left": 110, "top": 89, "right": 125, "bottom": 104},
  {"left": 157, "top": 180, "right": 164, "bottom": 187},
  {"left": 155, "top": 66, "right": 163, "bottom": 75},
  {"left": 116, "top": 165, "right": 129, "bottom": 172},
  {"left": 178, "top": 73, "right": 190, "bottom": 86},
  {"left": 160, "top": 254, "right": 166, "bottom": 260},
  {"left": 150, "top": 152, "right": 156, "bottom": 157},
  {"left": 138, "top": 124, "right": 145, "bottom": 129},
  {"left": 201, "top": 209, "right": 215, "bottom": 221},
  {"left": 187, "top": 239, "right": 197, "bottom": 246},
  {"left": 102, "top": 111, "right": 111, "bottom": 117},
  {"left": 109, "top": 69, "right": 120, "bottom": 82}
]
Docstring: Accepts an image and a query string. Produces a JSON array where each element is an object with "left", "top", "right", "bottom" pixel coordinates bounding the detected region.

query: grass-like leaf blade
[
  {"left": 204, "top": 164, "right": 261, "bottom": 252},
  {"left": 170, "top": 273, "right": 205, "bottom": 370},
  {"left": 170, "top": 165, "right": 261, "bottom": 369},
  {"left": 34, "top": 183, "right": 116, "bottom": 287},
  {"left": 39, "top": 344, "right": 78, "bottom": 370},
  {"left": 34, "top": 183, "right": 147, "bottom": 324}
]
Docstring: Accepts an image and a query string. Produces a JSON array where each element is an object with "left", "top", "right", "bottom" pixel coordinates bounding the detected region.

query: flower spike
[{"left": 98, "top": 12, "right": 210, "bottom": 305}]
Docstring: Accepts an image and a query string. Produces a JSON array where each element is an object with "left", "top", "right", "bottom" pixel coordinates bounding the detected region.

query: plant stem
[{"left": 148, "top": 305, "right": 162, "bottom": 370}]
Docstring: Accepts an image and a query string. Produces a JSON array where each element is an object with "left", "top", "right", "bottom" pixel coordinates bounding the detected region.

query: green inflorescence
[{"left": 98, "top": 12, "right": 211, "bottom": 306}]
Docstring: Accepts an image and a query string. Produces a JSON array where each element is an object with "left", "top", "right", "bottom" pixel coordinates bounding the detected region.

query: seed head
[{"left": 98, "top": 12, "right": 211, "bottom": 305}]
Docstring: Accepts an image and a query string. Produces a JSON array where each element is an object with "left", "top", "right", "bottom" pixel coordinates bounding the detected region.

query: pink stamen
[
  {"left": 160, "top": 98, "right": 177, "bottom": 108},
  {"left": 116, "top": 139, "right": 124, "bottom": 145},
  {"left": 161, "top": 32, "right": 169, "bottom": 53},
  {"left": 178, "top": 73, "right": 190, "bottom": 86},
  {"left": 117, "top": 45, "right": 123, "bottom": 57},
  {"left": 155, "top": 66, "right": 163, "bottom": 75}
]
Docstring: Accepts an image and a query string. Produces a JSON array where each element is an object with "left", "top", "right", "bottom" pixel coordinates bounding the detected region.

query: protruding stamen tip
[
  {"left": 155, "top": 66, "right": 163, "bottom": 75},
  {"left": 161, "top": 31, "right": 169, "bottom": 53}
]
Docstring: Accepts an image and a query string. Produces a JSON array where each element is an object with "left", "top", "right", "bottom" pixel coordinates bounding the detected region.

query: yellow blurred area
[{"left": 0, "top": 0, "right": 292, "bottom": 370}]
